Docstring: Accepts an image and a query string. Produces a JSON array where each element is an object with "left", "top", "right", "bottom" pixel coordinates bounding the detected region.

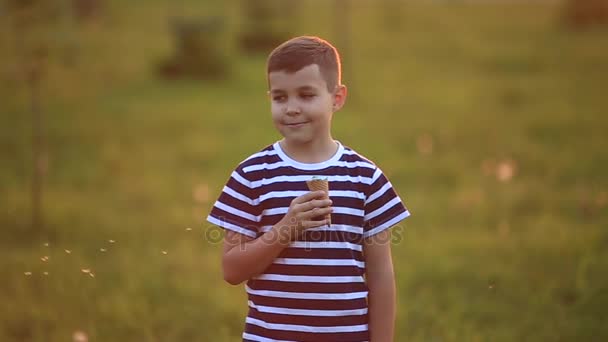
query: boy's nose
[{"left": 285, "top": 104, "right": 301, "bottom": 116}]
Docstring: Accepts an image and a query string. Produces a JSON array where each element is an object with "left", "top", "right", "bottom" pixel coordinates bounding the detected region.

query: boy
[{"left": 207, "top": 36, "right": 410, "bottom": 342}]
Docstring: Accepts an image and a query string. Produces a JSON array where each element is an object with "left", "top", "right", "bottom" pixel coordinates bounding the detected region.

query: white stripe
[
  {"left": 289, "top": 241, "right": 363, "bottom": 252},
  {"left": 246, "top": 285, "right": 368, "bottom": 300},
  {"left": 305, "top": 224, "right": 364, "bottom": 234},
  {"left": 364, "top": 197, "right": 401, "bottom": 221},
  {"left": 243, "top": 160, "right": 376, "bottom": 173},
  {"left": 246, "top": 317, "right": 368, "bottom": 333},
  {"left": 363, "top": 210, "right": 410, "bottom": 238},
  {"left": 248, "top": 301, "right": 368, "bottom": 317},
  {"left": 370, "top": 168, "right": 382, "bottom": 183},
  {"left": 243, "top": 149, "right": 278, "bottom": 162},
  {"left": 365, "top": 182, "right": 391, "bottom": 205},
  {"left": 214, "top": 201, "right": 260, "bottom": 222},
  {"left": 207, "top": 215, "right": 257, "bottom": 238},
  {"left": 243, "top": 161, "right": 288, "bottom": 173},
  {"left": 259, "top": 190, "right": 365, "bottom": 203},
  {"left": 263, "top": 206, "right": 364, "bottom": 217},
  {"left": 259, "top": 224, "right": 364, "bottom": 235},
  {"left": 253, "top": 274, "right": 364, "bottom": 283},
  {"left": 249, "top": 174, "right": 374, "bottom": 188},
  {"left": 274, "top": 258, "right": 365, "bottom": 268},
  {"left": 231, "top": 171, "right": 251, "bottom": 188},
  {"left": 242, "top": 333, "right": 294, "bottom": 342},
  {"left": 223, "top": 185, "right": 255, "bottom": 206}
]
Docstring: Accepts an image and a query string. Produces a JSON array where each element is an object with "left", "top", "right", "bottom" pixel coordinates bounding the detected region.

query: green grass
[{"left": 1, "top": 0, "right": 607, "bottom": 341}]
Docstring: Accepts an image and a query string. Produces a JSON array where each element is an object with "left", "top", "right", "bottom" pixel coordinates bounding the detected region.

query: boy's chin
[{"left": 282, "top": 136, "right": 312, "bottom": 146}]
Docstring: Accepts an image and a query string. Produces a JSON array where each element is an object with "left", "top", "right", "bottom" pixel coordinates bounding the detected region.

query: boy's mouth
[{"left": 284, "top": 121, "right": 309, "bottom": 127}]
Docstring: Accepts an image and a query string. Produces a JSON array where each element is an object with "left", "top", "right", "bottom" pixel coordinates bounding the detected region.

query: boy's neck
[{"left": 279, "top": 137, "right": 338, "bottom": 164}]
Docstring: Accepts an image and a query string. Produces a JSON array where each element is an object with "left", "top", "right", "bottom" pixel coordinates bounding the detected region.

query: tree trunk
[{"left": 29, "top": 60, "right": 46, "bottom": 232}]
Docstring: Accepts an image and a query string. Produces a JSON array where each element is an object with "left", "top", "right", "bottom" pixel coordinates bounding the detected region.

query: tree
[
  {"left": 563, "top": 0, "right": 608, "bottom": 29},
  {"left": 5, "top": 0, "right": 62, "bottom": 233}
]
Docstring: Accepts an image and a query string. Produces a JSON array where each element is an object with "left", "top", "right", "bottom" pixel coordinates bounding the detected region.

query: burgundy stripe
[
  {"left": 279, "top": 248, "right": 364, "bottom": 262},
  {"left": 261, "top": 196, "right": 364, "bottom": 211},
  {"left": 260, "top": 180, "right": 367, "bottom": 194},
  {"left": 262, "top": 229, "right": 364, "bottom": 243},
  {"left": 226, "top": 178, "right": 255, "bottom": 200},
  {"left": 365, "top": 202, "right": 406, "bottom": 230},
  {"left": 208, "top": 208, "right": 257, "bottom": 233},
  {"left": 247, "top": 166, "right": 375, "bottom": 182},
  {"left": 248, "top": 308, "right": 368, "bottom": 326},
  {"left": 340, "top": 152, "right": 373, "bottom": 164},
  {"left": 245, "top": 324, "right": 369, "bottom": 342},
  {"left": 264, "top": 264, "right": 364, "bottom": 277},
  {"left": 247, "top": 295, "right": 368, "bottom": 311},
  {"left": 365, "top": 187, "right": 397, "bottom": 213},
  {"left": 241, "top": 153, "right": 281, "bottom": 169}
]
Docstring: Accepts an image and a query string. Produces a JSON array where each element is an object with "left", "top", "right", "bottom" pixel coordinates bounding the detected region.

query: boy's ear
[{"left": 332, "top": 84, "right": 348, "bottom": 112}]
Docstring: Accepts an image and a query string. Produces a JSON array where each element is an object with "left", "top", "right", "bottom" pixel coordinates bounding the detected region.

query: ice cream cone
[{"left": 306, "top": 177, "right": 331, "bottom": 226}]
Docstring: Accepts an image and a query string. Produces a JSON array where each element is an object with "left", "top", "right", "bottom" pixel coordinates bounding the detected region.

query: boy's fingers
[
  {"left": 293, "top": 190, "right": 328, "bottom": 204},
  {"left": 301, "top": 207, "right": 332, "bottom": 220},
  {"left": 298, "top": 199, "right": 332, "bottom": 212},
  {"left": 301, "top": 219, "right": 330, "bottom": 229}
]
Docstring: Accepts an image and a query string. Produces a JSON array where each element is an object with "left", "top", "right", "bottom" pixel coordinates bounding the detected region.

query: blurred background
[{"left": 1, "top": 0, "right": 607, "bottom": 341}]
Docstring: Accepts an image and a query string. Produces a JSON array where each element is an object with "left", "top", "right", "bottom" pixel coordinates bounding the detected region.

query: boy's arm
[
  {"left": 222, "top": 228, "right": 289, "bottom": 285},
  {"left": 221, "top": 191, "right": 332, "bottom": 285},
  {"left": 364, "top": 229, "right": 396, "bottom": 342}
]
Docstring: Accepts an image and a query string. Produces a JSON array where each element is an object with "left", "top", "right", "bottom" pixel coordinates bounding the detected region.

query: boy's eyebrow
[
  {"left": 297, "top": 85, "right": 317, "bottom": 91},
  {"left": 270, "top": 85, "right": 317, "bottom": 94}
]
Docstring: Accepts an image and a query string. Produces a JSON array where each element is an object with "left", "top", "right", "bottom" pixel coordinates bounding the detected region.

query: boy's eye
[
  {"left": 301, "top": 94, "right": 315, "bottom": 99},
  {"left": 273, "top": 95, "right": 286, "bottom": 102}
]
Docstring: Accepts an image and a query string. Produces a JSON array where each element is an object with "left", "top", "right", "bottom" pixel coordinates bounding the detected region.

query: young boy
[{"left": 207, "top": 36, "right": 410, "bottom": 342}]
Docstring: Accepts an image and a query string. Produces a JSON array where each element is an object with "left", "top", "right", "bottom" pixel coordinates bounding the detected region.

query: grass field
[{"left": 1, "top": 0, "right": 607, "bottom": 341}]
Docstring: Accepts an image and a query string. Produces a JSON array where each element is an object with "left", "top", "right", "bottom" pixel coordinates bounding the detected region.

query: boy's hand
[{"left": 276, "top": 190, "right": 332, "bottom": 242}]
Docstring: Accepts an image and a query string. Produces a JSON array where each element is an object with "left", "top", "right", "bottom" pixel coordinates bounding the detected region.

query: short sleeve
[
  {"left": 207, "top": 167, "right": 260, "bottom": 238},
  {"left": 362, "top": 167, "right": 410, "bottom": 238}
]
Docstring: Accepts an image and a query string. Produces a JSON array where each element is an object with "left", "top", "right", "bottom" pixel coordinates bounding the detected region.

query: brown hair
[{"left": 267, "top": 36, "right": 342, "bottom": 91}]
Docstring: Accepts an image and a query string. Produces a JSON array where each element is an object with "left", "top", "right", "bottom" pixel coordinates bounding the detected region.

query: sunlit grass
[{"left": 1, "top": 0, "right": 607, "bottom": 341}]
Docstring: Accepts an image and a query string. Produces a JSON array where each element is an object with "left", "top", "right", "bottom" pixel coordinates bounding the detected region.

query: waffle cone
[{"left": 306, "top": 179, "right": 331, "bottom": 225}]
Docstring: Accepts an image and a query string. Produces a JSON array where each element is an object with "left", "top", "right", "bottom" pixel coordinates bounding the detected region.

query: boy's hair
[{"left": 267, "top": 36, "right": 342, "bottom": 91}]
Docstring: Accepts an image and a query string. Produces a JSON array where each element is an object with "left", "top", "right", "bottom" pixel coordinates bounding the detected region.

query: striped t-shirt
[{"left": 207, "top": 140, "right": 410, "bottom": 342}]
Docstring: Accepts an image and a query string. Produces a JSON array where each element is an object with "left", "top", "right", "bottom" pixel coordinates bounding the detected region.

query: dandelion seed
[
  {"left": 496, "top": 159, "right": 517, "bottom": 182},
  {"left": 43, "top": 242, "right": 49, "bottom": 247},
  {"left": 108, "top": 239, "right": 115, "bottom": 244},
  {"left": 40, "top": 256, "right": 49, "bottom": 262},
  {"left": 162, "top": 250, "right": 168, "bottom": 255},
  {"left": 72, "top": 330, "right": 88, "bottom": 342},
  {"left": 24, "top": 271, "right": 32, "bottom": 276},
  {"left": 65, "top": 249, "right": 72, "bottom": 254},
  {"left": 100, "top": 248, "right": 107, "bottom": 252},
  {"left": 186, "top": 227, "right": 192, "bottom": 231},
  {"left": 43, "top": 271, "right": 49, "bottom": 276},
  {"left": 81, "top": 268, "right": 91, "bottom": 274},
  {"left": 89, "top": 273, "right": 95, "bottom": 278}
]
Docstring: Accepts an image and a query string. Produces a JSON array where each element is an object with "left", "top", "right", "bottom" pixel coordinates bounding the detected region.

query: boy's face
[{"left": 268, "top": 64, "right": 346, "bottom": 146}]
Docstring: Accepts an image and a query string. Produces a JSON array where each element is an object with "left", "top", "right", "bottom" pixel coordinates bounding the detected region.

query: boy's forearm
[
  {"left": 223, "top": 224, "right": 294, "bottom": 285},
  {"left": 367, "top": 271, "right": 396, "bottom": 342}
]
